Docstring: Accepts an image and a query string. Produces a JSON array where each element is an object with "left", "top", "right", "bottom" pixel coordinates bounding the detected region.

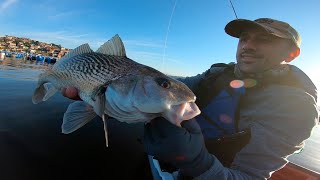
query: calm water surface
[
  {"left": 0, "top": 58, "right": 150, "bottom": 179},
  {"left": 0, "top": 58, "right": 319, "bottom": 179}
]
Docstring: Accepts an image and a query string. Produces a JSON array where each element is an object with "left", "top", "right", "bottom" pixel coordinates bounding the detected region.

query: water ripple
[{"left": 0, "top": 58, "right": 53, "bottom": 81}]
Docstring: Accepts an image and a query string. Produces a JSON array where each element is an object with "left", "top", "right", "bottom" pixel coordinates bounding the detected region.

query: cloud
[
  {"left": 31, "top": 1, "right": 92, "bottom": 21},
  {"left": 0, "top": 0, "right": 17, "bottom": 11},
  {"left": 124, "top": 40, "right": 163, "bottom": 48},
  {"left": 48, "top": 11, "right": 75, "bottom": 20},
  {"left": 127, "top": 49, "right": 185, "bottom": 73},
  {"left": 4, "top": 30, "right": 162, "bottom": 51},
  {"left": 128, "top": 50, "right": 163, "bottom": 61},
  {"left": 121, "top": 39, "right": 186, "bottom": 66},
  {"left": 9, "top": 30, "right": 94, "bottom": 49},
  {"left": 164, "top": 57, "right": 184, "bottom": 64},
  {"left": 129, "top": 51, "right": 183, "bottom": 64},
  {"left": 1, "top": 28, "right": 183, "bottom": 67}
]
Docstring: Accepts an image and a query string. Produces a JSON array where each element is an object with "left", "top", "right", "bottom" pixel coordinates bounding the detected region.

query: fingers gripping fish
[{"left": 32, "top": 34, "right": 201, "bottom": 147}]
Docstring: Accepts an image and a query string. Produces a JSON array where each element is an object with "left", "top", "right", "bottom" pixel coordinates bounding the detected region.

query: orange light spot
[{"left": 230, "top": 80, "right": 244, "bottom": 88}]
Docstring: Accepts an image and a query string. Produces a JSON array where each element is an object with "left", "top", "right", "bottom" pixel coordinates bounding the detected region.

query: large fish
[{"left": 32, "top": 34, "right": 201, "bottom": 146}]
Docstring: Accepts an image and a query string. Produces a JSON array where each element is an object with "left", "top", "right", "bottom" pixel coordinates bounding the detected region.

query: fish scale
[
  {"left": 71, "top": 55, "right": 131, "bottom": 78},
  {"left": 52, "top": 54, "right": 126, "bottom": 91}
]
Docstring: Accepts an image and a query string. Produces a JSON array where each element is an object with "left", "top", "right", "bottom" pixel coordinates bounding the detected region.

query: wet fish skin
[{"left": 32, "top": 34, "right": 201, "bottom": 146}]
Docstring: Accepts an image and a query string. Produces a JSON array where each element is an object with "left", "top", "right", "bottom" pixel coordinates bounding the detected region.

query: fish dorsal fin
[
  {"left": 59, "top": 43, "right": 93, "bottom": 61},
  {"left": 96, "top": 34, "right": 126, "bottom": 56}
]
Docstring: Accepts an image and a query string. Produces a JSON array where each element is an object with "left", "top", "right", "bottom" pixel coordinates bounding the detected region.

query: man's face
[{"left": 236, "top": 29, "right": 292, "bottom": 74}]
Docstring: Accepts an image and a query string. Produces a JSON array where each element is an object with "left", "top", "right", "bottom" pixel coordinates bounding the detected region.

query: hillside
[{"left": 0, "top": 35, "right": 70, "bottom": 58}]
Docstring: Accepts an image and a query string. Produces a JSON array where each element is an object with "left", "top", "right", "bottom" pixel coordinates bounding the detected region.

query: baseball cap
[{"left": 225, "top": 18, "right": 301, "bottom": 48}]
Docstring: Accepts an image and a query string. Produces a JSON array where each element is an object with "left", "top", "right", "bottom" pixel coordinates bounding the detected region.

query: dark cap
[{"left": 225, "top": 18, "right": 301, "bottom": 48}]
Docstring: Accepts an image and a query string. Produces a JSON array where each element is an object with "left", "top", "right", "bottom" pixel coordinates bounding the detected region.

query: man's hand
[
  {"left": 143, "top": 117, "right": 214, "bottom": 177},
  {"left": 61, "top": 87, "right": 82, "bottom": 100}
]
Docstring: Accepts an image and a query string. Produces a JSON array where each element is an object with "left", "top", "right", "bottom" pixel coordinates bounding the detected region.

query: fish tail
[
  {"left": 32, "top": 83, "right": 47, "bottom": 104},
  {"left": 32, "top": 71, "right": 58, "bottom": 104}
]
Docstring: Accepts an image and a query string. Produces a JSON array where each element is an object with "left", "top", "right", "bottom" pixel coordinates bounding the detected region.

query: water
[
  {"left": 0, "top": 58, "right": 319, "bottom": 179},
  {"left": 0, "top": 58, "right": 151, "bottom": 179},
  {"left": 288, "top": 126, "right": 320, "bottom": 172}
]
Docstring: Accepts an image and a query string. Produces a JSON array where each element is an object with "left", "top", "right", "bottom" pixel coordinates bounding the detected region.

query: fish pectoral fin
[
  {"left": 62, "top": 101, "right": 97, "bottom": 134},
  {"left": 43, "top": 84, "right": 58, "bottom": 101}
]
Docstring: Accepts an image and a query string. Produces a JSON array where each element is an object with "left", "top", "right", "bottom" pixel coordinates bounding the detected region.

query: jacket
[{"left": 177, "top": 63, "right": 319, "bottom": 179}]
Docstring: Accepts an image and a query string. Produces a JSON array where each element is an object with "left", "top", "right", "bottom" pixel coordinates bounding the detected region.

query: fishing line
[
  {"left": 161, "top": 0, "right": 178, "bottom": 73},
  {"left": 228, "top": 0, "right": 238, "bottom": 19},
  {"left": 161, "top": 0, "right": 237, "bottom": 73},
  {"left": 102, "top": 114, "right": 109, "bottom": 147}
]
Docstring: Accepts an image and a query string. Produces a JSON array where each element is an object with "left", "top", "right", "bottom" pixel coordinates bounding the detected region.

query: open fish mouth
[{"left": 163, "top": 102, "right": 201, "bottom": 127}]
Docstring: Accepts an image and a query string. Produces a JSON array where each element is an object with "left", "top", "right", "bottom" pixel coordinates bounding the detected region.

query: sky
[{"left": 0, "top": 0, "right": 319, "bottom": 94}]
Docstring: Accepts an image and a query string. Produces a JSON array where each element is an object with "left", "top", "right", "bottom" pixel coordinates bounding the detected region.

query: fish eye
[
  {"left": 161, "top": 81, "right": 170, "bottom": 88},
  {"left": 155, "top": 77, "right": 171, "bottom": 89}
]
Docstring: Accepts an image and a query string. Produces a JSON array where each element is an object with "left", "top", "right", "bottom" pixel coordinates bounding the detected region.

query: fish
[{"left": 32, "top": 34, "right": 201, "bottom": 147}]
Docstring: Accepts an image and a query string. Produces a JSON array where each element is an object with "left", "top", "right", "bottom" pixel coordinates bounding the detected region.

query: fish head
[{"left": 126, "top": 66, "right": 201, "bottom": 126}]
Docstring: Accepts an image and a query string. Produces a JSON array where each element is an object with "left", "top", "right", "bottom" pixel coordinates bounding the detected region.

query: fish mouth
[{"left": 162, "top": 102, "right": 201, "bottom": 127}]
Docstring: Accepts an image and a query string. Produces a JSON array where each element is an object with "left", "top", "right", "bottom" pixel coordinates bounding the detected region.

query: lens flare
[
  {"left": 243, "top": 78, "right": 257, "bottom": 88},
  {"left": 230, "top": 80, "right": 244, "bottom": 88},
  {"left": 230, "top": 79, "right": 258, "bottom": 89}
]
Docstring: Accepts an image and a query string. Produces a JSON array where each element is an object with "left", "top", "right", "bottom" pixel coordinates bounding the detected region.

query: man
[{"left": 63, "top": 18, "right": 319, "bottom": 179}]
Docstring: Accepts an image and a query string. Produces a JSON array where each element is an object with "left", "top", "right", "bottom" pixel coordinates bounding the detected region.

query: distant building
[{"left": 0, "top": 35, "right": 70, "bottom": 58}]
